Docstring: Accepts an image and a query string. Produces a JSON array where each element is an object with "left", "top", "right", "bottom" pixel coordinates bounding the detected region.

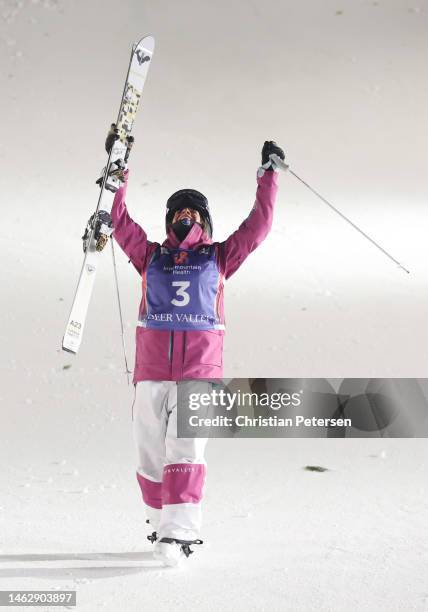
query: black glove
[
  {"left": 105, "top": 123, "right": 119, "bottom": 153},
  {"left": 261, "top": 141, "right": 285, "bottom": 169},
  {"left": 95, "top": 158, "right": 127, "bottom": 192}
]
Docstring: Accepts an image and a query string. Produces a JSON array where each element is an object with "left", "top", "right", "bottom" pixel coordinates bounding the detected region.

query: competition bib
[{"left": 139, "top": 246, "right": 224, "bottom": 331}]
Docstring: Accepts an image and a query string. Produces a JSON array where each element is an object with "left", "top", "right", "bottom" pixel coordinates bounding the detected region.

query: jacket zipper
[
  {"left": 183, "top": 332, "right": 186, "bottom": 362},
  {"left": 169, "top": 333, "right": 173, "bottom": 362}
]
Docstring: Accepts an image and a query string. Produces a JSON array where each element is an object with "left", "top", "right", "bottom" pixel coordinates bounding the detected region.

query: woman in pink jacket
[{"left": 110, "top": 140, "right": 284, "bottom": 566}]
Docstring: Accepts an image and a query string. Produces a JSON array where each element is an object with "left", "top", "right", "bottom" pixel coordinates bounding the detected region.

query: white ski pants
[{"left": 132, "top": 380, "right": 209, "bottom": 541}]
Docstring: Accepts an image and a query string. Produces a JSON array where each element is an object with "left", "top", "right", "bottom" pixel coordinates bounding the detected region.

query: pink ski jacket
[{"left": 111, "top": 169, "right": 279, "bottom": 382}]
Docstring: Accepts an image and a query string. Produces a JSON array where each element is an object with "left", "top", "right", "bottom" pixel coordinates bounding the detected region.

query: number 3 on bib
[{"left": 171, "top": 281, "right": 190, "bottom": 306}]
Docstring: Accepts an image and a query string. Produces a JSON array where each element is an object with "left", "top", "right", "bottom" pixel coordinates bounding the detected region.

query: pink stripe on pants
[{"left": 136, "top": 472, "right": 162, "bottom": 509}]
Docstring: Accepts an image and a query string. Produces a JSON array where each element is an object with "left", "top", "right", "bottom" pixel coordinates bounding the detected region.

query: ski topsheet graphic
[{"left": 62, "top": 35, "right": 155, "bottom": 354}]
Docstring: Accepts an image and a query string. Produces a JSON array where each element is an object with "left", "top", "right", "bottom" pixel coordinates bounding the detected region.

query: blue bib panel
[{"left": 139, "top": 246, "right": 224, "bottom": 331}]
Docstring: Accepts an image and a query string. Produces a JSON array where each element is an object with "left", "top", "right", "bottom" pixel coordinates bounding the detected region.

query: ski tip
[{"left": 135, "top": 35, "right": 155, "bottom": 54}]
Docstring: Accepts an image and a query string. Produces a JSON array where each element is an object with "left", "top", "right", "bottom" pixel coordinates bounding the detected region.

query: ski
[{"left": 62, "top": 35, "right": 155, "bottom": 354}]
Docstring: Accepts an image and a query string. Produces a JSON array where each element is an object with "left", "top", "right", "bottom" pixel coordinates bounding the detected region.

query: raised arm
[
  {"left": 111, "top": 172, "right": 152, "bottom": 275},
  {"left": 102, "top": 124, "right": 153, "bottom": 274},
  {"left": 218, "top": 141, "right": 284, "bottom": 279}
]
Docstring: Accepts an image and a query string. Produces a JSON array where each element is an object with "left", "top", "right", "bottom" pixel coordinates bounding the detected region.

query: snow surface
[{"left": 1, "top": 0, "right": 428, "bottom": 610}]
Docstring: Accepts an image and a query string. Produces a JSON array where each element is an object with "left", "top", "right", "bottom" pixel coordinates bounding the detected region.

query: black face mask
[{"left": 171, "top": 218, "right": 194, "bottom": 241}]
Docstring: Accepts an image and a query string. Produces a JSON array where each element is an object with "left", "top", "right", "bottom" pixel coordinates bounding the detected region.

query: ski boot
[
  {"left": 153, "top": 537, "right": 203, "bottom": 567},
  {"left": 146, "top": 519, "right": 157, "bottom": 544},
  {"left": 82, "top": 210, "right": 113, "bottom": 253}
]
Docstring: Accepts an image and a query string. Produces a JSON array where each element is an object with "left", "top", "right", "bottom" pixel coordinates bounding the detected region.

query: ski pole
[
  {"left": 269, "top": 153, "right": 410, "bottom": 274},
  {"left": 111, "top": 240, "right": 132, "bottom": 385}
]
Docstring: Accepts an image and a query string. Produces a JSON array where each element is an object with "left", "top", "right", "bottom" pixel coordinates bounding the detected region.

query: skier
[{"left": 105, "top": 127, "right": 285, "bottom": 565}]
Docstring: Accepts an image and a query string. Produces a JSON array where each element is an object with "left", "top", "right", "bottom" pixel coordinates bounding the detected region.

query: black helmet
[{"left": 166, "top": 189, "right": 213, "bottom": 237}]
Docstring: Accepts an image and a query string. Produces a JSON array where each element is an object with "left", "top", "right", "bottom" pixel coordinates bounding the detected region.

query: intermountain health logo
[{"left": 174, "top": 251, "right": 189, "bottom": 265}]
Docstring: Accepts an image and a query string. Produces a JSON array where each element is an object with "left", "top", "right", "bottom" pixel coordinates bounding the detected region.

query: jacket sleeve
[
  {"left": 111, "top": 172, "right": 151, "bottom": 274},
  {"left": 218, "top": 169, "right": 279, "bottom": 279}
]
